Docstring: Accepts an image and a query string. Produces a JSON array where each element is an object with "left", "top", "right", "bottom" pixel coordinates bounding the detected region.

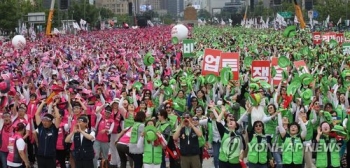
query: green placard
[
  {"left": 183, "top": 39, "right": 195, "bottom": 57},
  {"left": 342, "top": 42, "right": 350, "bottom": 55}
]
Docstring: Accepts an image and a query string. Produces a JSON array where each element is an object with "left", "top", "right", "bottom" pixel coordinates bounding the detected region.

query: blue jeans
[
  {"left": 273, "top": 152, "right": 282, "bottom": 168},
  {"left": 0, "top": 151, "right": 8, "bottom": 168},
  {"left": 212, "top": 141, "right": 220, "bottom": 168}
]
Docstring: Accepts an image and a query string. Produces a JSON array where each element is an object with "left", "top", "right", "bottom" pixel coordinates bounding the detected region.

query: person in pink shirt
[
  {"left": 7, "top": 122, "right": 30, "bottom": 168},
  {"left": 0, "top": 112, "right": 13, "bottom": 168},
  {"left": 93, "top": 105, "right": 114, "bottom": 168}
]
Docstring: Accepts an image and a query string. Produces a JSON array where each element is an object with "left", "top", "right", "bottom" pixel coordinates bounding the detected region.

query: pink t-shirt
[{"left": 118, "top": 128, "right": 132, "bottom": 145}]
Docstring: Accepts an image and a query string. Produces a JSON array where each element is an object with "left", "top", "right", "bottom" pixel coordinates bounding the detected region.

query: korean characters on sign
[
  {"left": 202, "top": 49, "right": 222, "bottom": 76},
  {"left": 220, "top": 53, "right": 240, "bottom": 80},
  {"left": 183, "top": 39, "right": 195, "bottom": 58},
  {"left": 251, "top": 61, "right": 271, "bottom": 82},
  {"left": 201, "top": 49, "right": 240, "bottom": 80},
  {"left": 312, "top": 32, "right": 344, "bottom": 44},
  {"left": 294, "top": 60, "right": 310, "bottom": 75},
  {"left": 342, "top": 43, "right": 350, "bottom": 55},
  {"left": 271, "top": 57, "right": 287, "bottom": 86}
]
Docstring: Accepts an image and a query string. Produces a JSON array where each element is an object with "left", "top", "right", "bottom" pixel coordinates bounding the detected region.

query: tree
[
  {"left": 100, "top": 7, "right": 114, "bottom": 20},
  {"left": 197, "top": 9, "right": 211, "bottom": 19},
  {"left": 67, "top": 0, "right": 99, "bottom": 27},
  {"left": 313, "top": 0, "right": 349, "bottom": 22}
]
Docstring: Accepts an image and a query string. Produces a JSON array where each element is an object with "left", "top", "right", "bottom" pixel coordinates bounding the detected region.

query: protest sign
[
  {"left": 271, "top": 57, "right": 287, "bottom": 86},
  {"left": 201, "top": 49, "right": 222, "bottom": 76},
  {"left": 251, "top": 61, "right": 270, "bottom": 82},
  {"left": 220, "top": 52, "right": 240, "bottom": 80},
  {"left": 183, "top": 39, "right": 195, "bottom": 57}
]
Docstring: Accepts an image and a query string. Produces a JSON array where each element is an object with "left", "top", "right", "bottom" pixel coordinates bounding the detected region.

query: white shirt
[{"left": 7, "top": 138, "right": 25, "bottom": 167}]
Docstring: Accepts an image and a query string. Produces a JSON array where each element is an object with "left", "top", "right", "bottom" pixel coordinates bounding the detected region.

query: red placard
[
  {"left": 201, "top": 49, "right": 222, "bottom": 76},
  {"left": 220, "top": 52, "right": 240, "bottom": 80},
  {"left": 251, "top": 61, "right": 270, "bottom": 83},
  {"left": 312, "top": 32, "right": 322, "bottom": 45},
  {"left": 294, "top": 60, "right": 309, "bottom": 74},
  {"left": 271, "top": 57, "right": 287, "bottom": 86}
]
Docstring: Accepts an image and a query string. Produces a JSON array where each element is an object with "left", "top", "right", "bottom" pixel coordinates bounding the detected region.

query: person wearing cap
[
  {"left": 34, "top": 100, "right": 61, "bottom": 168},
  {"left": 109, "top": 98, "right": 122, "bottom": 168},
  {"left": 65, "top": 115, "right": 95, "bottom": 168},
  {"left": 0, "top": 112, "right": 13, "bottom": 168},
  {"left": 6, "top": 123, "right": 30, "bottom": 168},
  {"left": 173, "top": 112, "right": 202, "bottom": 168},
  {"left": 93, "top": 105, "right": 114, "bottom": 168}
]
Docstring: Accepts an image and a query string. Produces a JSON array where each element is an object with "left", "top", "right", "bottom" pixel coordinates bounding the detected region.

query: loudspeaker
[
  {"left": 231, "top": 14, "right": 242, "bottom": 26},
  {"left": 128, "top": 2, "right": 133, "bottom": 16},
  {"left": 137, "top": 17, "right": 147, "bottom": 28},
  {"left": 60, "top": 0, "right": 68, "bottom": 9}
]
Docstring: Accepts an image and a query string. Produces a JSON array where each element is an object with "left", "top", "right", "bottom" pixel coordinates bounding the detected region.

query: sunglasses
[
  {"left": 184, "top": 117, "right": 190, "bottom": 119},
  {"left": 165, "top": 106, "right": 171, "bottom": 109},
  {"left": 255, "top": 124, "right": 262, "bottom": 127}
]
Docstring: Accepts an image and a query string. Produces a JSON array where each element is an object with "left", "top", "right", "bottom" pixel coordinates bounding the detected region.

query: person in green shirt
[{"left": 173, "top": 90, "right": 187, "bottom": 116}]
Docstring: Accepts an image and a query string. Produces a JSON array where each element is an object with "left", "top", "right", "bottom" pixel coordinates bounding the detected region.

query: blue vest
[
  {"left": 73, "top": 129, "right": 94, "bottom": 161},
  {"left": 37, "top": 124, "right": 59, "bottom": 158}
]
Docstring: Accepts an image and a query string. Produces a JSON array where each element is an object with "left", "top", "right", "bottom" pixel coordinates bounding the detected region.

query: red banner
[
  {"left": 312, "top": 32, "right": 322, "bottom": 45},
  {"left": 201, "top": 49, "right": 222, "bottom": 76},
  {"left": 271, "top": 57, "right": 287, "bottom": 86},
  {"left": 251, "top": 61, "right": 270, "bottom": 83},
  {"left": 220, "top": 52, "right": 240, "bottom": 80},
  {"left": 294, "top": 60, "right": 309, "bottom": 74},
  {"left": 313, "top": 32, "right": 344, "bottom": 44}
]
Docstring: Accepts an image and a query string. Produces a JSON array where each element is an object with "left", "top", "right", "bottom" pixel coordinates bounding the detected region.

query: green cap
[
  {"left": 144, "top": 126, "right": 158, "bottom": 141},
  {"left": 278, "top": 56, "right": 290, "bottom": 68}
]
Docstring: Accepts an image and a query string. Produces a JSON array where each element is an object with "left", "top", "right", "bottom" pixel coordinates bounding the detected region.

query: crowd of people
[{"left": 0, "top": 24, "right": 349, "bottom": 168}]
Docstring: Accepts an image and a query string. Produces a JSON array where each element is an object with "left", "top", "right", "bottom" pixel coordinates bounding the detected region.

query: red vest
[
  {"left": 0, "top": 124, "right": 13, "bottom": 152},
  {"left": 56, "top": 123, "right": 67, "bottom": 150},
  {"left": 7, "top": 134, "right": 25, "bottom": 164},
  {"left": 95, "top": 118, "right": 113, "bottom": 142}
]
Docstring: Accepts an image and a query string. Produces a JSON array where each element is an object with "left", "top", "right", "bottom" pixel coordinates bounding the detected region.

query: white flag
[
  {"left": 337, "top": 18, "right": 342, "bottom": 25},
  {"left": 326, "top": 15, "right": 330, "bottom": 23}
]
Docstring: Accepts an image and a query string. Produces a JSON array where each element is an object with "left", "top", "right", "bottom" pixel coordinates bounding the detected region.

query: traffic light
[{"left": 60, "top": 0, "right": 68, "bottom": 9}]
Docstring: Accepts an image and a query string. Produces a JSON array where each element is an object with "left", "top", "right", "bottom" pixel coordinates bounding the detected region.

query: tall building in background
[
  {"left": 95, "top": 0, "right": 128, "bottom": 15},
  {"left": 208, "top": 0, "right": 228, "bottom": 14},
  {"left": 183, "top": 0, "right": 209, "bottom": 10},
  {"left": 166, "top": 0, "right": 184, "bottom": 16}
]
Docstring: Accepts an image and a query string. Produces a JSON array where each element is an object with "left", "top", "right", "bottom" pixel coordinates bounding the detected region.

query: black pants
[
  {"left": 116, "top": 143, "right": 132, "bottom": 168},
  {"left": 75, "top": 160, "right": 94, "bottom": 168},
  {"left": 284, "top": 164, "right": 303, "bottom": 168},
  {"left": 219, "top": 161, "right": 242, "bottom": 168},
  {"left": 130, "top": 153, "right": 143, "bottom": 168},
  {"left": 25, "top": 139, "right": 36, "bottom": 163},
  {"left": 167, "top": 136, "right": 181, "bottom": 168},
  {"left": 37, "top": 155, "right": 56, "bottom": 168},
  {"left": 56, "top": 150, "right": 67, "bottom": 168}
]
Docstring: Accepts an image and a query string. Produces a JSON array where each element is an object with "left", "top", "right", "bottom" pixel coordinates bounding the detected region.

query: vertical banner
[
  {"left": 271, "top": 57, "right": 287, "bottom": 86},
  {"left": 182, "top": 39, "right": 195, "bottom": 57},
  {"left": 220, "top": 52, "right": 240, "bottom": 80},
  {"left": 294, "top": 60, "right": 310, "bottom": 74},
  {"left": 201, "top": 49, "right": 222, "bottom": 76},
  {"left": 251, "top": 61, "right": 270, "bottom": 82},
  {"left": 312, "top": 32, "right": 322, "bottom": 45}
]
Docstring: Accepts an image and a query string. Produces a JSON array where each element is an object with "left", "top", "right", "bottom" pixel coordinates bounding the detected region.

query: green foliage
[
  {"left": 313, "top": 0, "right": 350, "bottom": 22},
  {"left": 198, "top": 9, "right": 211, "bottom": 19}
]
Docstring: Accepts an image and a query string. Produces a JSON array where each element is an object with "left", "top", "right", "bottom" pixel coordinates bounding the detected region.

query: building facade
[{"left": 95, "top": 0, "right": 129, "bottom": 15}]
